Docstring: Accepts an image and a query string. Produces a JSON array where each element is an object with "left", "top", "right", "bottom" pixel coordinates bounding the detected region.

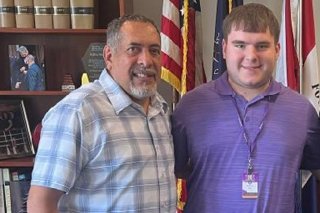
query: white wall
[{"left": 132, "top": 0, "right": 320, "bottom": 103}]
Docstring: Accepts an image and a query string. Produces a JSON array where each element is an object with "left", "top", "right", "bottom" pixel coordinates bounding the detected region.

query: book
[
  {"left": 14, "top": 0, "right": 34, "bottom": 28},
  {"left": 10, "top": 181, "right": 30, "bottom": 213},
  {"left": 33, "top": 0, "right": 53, "bottom": 29},
  {"left": 0, "top": 0, "right": 16, "bottom": 27},
  {"left": 8, "top": 44, "right": 46, "bottom": 91},
  {"left": 2, "top": 168, "right": 12, "bottom": 213},
  {"left": 0, "top": 169, "right": 5, "bottom": 213},
  {"left": 0, "top": 100, "right": 35, "bottom": 160},
  {"left": 10, "top": 168, "right": 32, "bottom": 213},
  {"left": 52, "top": 0, "right": 70, "bottom": 29},
  {"left": 70, "top": 0, "right": 94, "bottom": 29}
]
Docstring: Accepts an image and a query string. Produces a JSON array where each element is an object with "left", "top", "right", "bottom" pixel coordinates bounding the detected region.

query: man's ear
[
  {"left": 222, "top": 39, "right": 227, "bottom": 59},
  {"left": 275, "top": 42, "right": 280, "bottom": 59},
  {"left": 103, "top": 45, "right": 112, "bottom": 71}
]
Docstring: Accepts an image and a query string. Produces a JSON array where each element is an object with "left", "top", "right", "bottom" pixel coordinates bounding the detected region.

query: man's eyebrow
[
  {"left": 231, "top": 40, "right": 245, "bottom": 44},
  {"left": 128, "top": 42, "right": 142, "bottom": 46},
  {"left": 150, "top": 44, "right": 161, "bottom": 48},
  {"left": 231, "top": 40, "right": 271, "bottom": 45},
  {"left": 128, "top": 42, "right": 160, "bottom": 47}
]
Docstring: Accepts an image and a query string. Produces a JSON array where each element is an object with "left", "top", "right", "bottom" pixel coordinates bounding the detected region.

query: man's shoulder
[
  {"left": 57, "top": 83, "right": 109, "bottom": 111},
  {"left": 182, "top": 81, "right": 218, "bottom": 101}
]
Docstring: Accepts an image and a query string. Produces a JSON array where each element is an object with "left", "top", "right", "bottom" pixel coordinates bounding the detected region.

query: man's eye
[
  {"left": 257, "top": 44, "right": 269, "bottom": 50},
  {"left": 234, "top": 44, "right": 245, "bottom": 49},
  {"left": 127, "top": 47, "right": 139, "bottom": 54},
  {"left": 150, "top": 48, "right": 160, "bottom": 56}
]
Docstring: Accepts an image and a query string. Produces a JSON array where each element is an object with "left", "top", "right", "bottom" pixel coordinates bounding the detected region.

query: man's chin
[{"left": 130, "top": 89, "right": 156, "bottom": 99}]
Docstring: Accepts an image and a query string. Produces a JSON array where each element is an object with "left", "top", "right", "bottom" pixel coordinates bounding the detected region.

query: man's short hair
[
  {"left": 223, "top": 3, "right": 280, "bottom": 43},
  {"left": 17, "top": 46, "right": 28, "bottom": 53}
]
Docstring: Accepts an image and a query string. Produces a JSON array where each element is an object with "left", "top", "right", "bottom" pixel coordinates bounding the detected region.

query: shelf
[
  {"left": 0, "top": 90, "right": 69, "bottom": 96},
  {"left": 0, "top": 157, "right": 34, "bottom": 168},
  {"left": 0, "top": 28, "right": 106, "bottom": 34},
  {"left": 0, "top": 92, "right": 67, "bottom": 131}
]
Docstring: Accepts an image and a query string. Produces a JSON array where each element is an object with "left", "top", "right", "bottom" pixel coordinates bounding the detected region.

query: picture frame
[
  {"left": 0, "top": 100, "right": 35, "bottom": 160},
  {"left": 8, "top": 44, "right": 46, "bottom": 91}
]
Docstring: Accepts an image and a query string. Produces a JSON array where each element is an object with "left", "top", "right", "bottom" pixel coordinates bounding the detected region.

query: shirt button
[
  {"left": 161, "top": 172, "right": 166, "bottom": 178},
  {"left": 161, "top": 201, "right": 168, "bottom": 207}
]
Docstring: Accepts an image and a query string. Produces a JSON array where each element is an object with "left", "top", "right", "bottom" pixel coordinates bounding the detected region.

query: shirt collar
[{"left": 214, "top": 72, "right": 282, "bottom": 103}]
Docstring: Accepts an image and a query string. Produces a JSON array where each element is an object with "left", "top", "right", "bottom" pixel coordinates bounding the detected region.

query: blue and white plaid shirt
[{"left": 31, "top": 69, "right": 177, "bottom": 212}]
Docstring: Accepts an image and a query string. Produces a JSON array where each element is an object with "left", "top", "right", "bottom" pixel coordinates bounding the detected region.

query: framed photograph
[
  {"left": 0, "top": 100, "right": 35, "bottom": 160},
  {"left": 8, "top": 44, "right": 46, "bottom": 91}
]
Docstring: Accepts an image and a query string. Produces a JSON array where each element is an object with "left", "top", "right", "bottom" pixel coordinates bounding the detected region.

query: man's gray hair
[
  {"left": 25, "top": 54, "right": 35, "bottom": 62},
  {"left": 106, "top": 14, "right": 160, "bottom": 51},
  {"left": 17, "top": 46, "right": 28, "bottom": 53}
]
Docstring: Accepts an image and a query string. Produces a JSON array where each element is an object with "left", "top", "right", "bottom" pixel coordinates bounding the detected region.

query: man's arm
[{"left": 27, "top": 185, "right": 64, "bottom": 213}]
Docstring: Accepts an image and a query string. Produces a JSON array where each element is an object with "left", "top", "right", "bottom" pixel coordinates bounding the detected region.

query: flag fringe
[{"left": 161, "top": 67, "right": 181, "bottom": 93}]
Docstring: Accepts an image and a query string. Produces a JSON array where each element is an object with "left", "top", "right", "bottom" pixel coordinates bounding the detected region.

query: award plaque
[
  {"left": 61, "top": 73, "right": 75, "bottom": 92},
  {"left": 81, "top": 42, "right": 105, "bottom": 82}
]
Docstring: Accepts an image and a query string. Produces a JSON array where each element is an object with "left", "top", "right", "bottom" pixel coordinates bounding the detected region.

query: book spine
[
  {"left": 2, "top": 168, "right": 12, "bottom": 213},
  {"left": 70, "top": 0, "right": 94, "bottom": 29},
  {"left": 52, "top": 0, "right": 70, "bottom": 29},
  {"left": 14, "top": 0, "right": 34, "bottom": 28},
  {"left": 0, "top": 168, "right": 6, "bottom": 213},
  {"left": 10, "top": 181, "right": 30, "bottom": 213},
  {"left": 0, "top": 0, "right": 16, "bottom": 27},
  {"left": 9, "top": 168, "right": 32, "bottom": 213},
  {"left": 33, "top": 0, "right": 53, "bottom": 29}
]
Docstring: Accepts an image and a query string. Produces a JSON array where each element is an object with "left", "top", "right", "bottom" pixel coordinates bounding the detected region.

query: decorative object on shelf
[
  {"left": 61, "top": 73, "right": 75, "bottom": 92},
  {"left": 81, "top": 42, "right": 104, "bottom": 82},
  {"left": 14, "top": 0, "right": 34, "bottom": 28},
  {"left": 81, "top": 72, "right": 90, "bottom": 85},
  {"left": 52, "top": 0, "right": 70, "bottom": 29},
  {"left": 33, "top": 0, "right": 53, "bottom": 29},
  {"left": 31, "top": 122, "right": 41, "bottom": 151},
  {"left": 8, "top": 44, "right": 46, "bottom": 91},
  {"left": 70, "top": 0, "right": 94, "bottom": 29},
  {"left": 0, "top": 0, "right": 16, "bottom": 28},
  {"left": 0, "top": 100, "right": 35, "bottom": 160}
]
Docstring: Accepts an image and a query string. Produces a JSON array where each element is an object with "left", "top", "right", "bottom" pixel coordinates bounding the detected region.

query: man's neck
[{"left": 230, "top": 80, "right": 271, "bottom": 101}]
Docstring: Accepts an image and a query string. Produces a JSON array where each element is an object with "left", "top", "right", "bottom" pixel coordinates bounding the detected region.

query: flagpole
[
  {"left": 172, "top": 87, "right": 179, "bottom": 111},
  {"left": 298, "top": 0, "right": 303, "bottom": 94},
  {"left": 297, "top": 1, "right": 303, "bottom": 211}
]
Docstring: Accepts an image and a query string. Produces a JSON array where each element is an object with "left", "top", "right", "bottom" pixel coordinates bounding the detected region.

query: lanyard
[{"left": 231, "top": 96, "right": 270, "bottom": 174}]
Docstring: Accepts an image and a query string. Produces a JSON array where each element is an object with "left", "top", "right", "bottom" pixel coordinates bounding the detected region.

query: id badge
[{"left": 242, "top": 172, "right": 259, "bottom": 199}]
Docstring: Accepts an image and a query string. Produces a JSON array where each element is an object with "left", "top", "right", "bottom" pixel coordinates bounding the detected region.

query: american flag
[
  {"left": 161, "top": 0, "right": 206, "bottom": 211},
  {"left": 161, "top": 0, "right": 206, "bottom": 96}
]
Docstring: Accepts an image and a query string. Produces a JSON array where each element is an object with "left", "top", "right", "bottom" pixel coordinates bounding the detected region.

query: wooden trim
[
  {"left": 119, "top": 0, "right": 125, "bottom": 16},
  {"left": 119, "top": 0, "right": 133, "bottom": 16}
]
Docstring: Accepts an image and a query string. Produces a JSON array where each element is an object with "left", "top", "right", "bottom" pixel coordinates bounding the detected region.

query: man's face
[
  {"left": 223, "top": 27, "right": 280, "bottom": 93},
  {"left": 104, "top": 21, "right": 161, "bottom": 102},
  {"left": 20, "top": 51, "right": 28, "bottom": 58}
]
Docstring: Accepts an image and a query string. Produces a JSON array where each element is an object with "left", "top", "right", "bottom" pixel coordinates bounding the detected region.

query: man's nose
[
  {"left": 244, "top": 46, "right": 258, "bottom": 61},
  {"left": 137, "top": 50, "right": 153, "bottom": 67}
]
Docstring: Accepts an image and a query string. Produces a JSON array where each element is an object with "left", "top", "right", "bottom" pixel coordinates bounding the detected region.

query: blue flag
[{"left": 211, "top": 0, "right": 243, "bottom": 80}]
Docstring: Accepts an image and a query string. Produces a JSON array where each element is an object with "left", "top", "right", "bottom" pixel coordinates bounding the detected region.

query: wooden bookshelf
[
  {"left": 0, "top": 157, "right": 34, "bottom": 168},
  {"left": 0, "top": 0, "right": 133, "bottom": 167}
]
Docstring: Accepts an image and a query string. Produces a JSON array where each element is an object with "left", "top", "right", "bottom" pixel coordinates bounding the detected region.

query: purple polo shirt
[{"left": 172, "top": 72, "right": 320, "bottom": 213}]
